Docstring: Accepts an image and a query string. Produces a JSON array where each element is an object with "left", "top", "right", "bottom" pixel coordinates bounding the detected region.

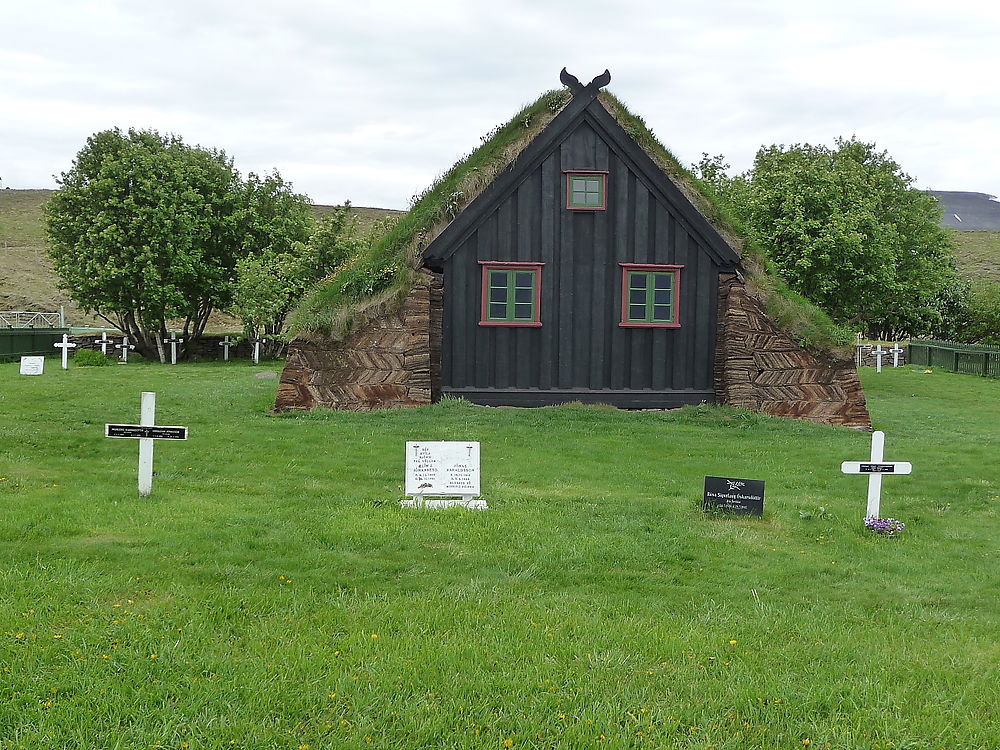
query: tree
[
  {"left": 44, "top": 128, "right": 310, "bottom": 361},
  {"left": 695, "top": 138, "right": 961, "bottom": 338},
  {"left": 229, "top": 204, "right": 384, "bottom": 357}
]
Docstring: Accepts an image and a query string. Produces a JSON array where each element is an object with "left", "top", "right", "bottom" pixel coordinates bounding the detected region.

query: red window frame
[
  {"left": 564, "top": 171, "right": 608, "bottom": 211},
  {"left": 479, "top": 261, "right": 544, "bottom": 327},
  {"left": 619, "top": 263, "right": 683, "bottom": 328}
]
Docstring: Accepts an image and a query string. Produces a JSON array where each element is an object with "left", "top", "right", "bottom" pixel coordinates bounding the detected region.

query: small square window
[
  {"left": 479, "top": 262, "right": 544, "bottom": 326},
  {"left": 565, "top": 171, "right": 607, "bottom": 210},
  {"left": 619, "top": 264, "right": 683, "bottom": 328}
]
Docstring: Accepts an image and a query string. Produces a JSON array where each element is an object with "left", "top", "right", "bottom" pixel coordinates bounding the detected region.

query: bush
[
  {"left": 74, "top": 348, "right": 112, "bottom": 366},
  {"left": 960, "top": 281, "right": 1000, "bottom": 345}
]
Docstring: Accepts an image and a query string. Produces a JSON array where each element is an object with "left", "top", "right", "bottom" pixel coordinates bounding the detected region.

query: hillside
[
  {"left": 0, "top": 189, "right": 403, "bottom": 329},
  {"left": 3, "top": 188, "right": 998, "bottom": 324},
  {"left": 949, "top": 229, "right": 1000, "bottom": 282}
]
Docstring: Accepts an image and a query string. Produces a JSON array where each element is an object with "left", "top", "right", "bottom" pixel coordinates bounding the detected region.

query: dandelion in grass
[
  {"left": 728, "top": 639, "right": 737, "bottom": 645},
  {"left": 504, "top": 739, "right": 514, "bottom": 748}
]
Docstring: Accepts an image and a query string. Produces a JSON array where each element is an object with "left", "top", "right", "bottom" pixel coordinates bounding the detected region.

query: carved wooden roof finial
[{"left": 560, "top": 68, "right": 611, "bottom": 95}]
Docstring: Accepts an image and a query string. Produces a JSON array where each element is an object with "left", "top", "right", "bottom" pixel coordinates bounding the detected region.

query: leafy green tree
[
  {"left": 229, "top": 204, "right": 369, "bottom": 356},
  {"left": 695, "top": 139, "right": 961, "bottom": 338},
  {"left": 44, "top": 128, "right": 311, "bottom": 362},
  {"left": 958, "top": 281, "right": 1000, "bottom": 344}
]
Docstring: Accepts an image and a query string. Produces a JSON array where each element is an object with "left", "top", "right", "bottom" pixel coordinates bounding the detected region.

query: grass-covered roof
[{"left": 292, "top": 86, "right": 852, "bottom": 355}]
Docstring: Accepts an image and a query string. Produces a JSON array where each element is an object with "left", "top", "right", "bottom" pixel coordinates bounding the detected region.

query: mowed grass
[{"left": 0, "top": 362, "right": 997, "bottom": 749}]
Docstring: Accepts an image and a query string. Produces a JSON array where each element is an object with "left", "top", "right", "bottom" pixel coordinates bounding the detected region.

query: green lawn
[{"left": 0, "top": 362, "right": 997, "bottom": 749}]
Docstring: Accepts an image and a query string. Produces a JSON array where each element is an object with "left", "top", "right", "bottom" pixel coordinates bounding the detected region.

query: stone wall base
[
  {"left": 274, "top": 270, "right": 443, "bottom": 412},
  {"left": 715, "top": 274, "right": 872, "bottom": 430}
]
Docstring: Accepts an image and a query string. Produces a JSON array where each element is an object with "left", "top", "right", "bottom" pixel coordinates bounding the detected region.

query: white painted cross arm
[{"left": 841, "top": 461, "right": 912, "bottom": 475}]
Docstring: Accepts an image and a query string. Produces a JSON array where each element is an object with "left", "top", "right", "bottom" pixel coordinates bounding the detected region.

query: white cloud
[{"left": 2, "top": 0, "right": 999, "bottom": 204}]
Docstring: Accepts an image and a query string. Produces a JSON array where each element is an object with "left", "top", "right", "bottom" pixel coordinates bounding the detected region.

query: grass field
[{"left": 1, "top": 361, "right": 998, "bottom": 749}]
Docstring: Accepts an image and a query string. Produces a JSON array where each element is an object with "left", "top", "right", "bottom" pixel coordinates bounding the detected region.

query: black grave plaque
[
  {"left": 702, "top": 476, "right": 765, "bottom": 516},
  {"left": 859, "top": 463, "right": 896, "bottom": 473},
  {"left": 106, "top": 424, "right": 188, "bottom": 440}
]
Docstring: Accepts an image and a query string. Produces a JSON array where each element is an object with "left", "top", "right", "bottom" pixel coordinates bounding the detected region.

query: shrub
[{"left": 74, "top": 348, "right": 112, "bottom": 366}]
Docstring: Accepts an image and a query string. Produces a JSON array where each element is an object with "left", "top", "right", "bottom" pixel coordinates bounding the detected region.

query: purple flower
[{"left": 865, "top": 516, "right": 906, "bottom": 536}]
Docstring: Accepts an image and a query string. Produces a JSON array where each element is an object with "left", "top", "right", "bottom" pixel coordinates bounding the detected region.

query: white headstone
[
  {"left": 403, "top": 441, "right": 485, "bottom": 509},
  {"left": 841, "top": 431, "right": 911, "bottom": 519},
  {"left": 19, "top": 356, "right": 45, "bottom": 375},
  {"left": 53, "top": 333, "right": 77, "bottom": 370}
]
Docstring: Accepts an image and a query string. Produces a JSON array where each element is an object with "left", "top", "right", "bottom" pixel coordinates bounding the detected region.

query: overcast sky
[{"left": 2, "top": 0, "right": 998, "bottom": 209}]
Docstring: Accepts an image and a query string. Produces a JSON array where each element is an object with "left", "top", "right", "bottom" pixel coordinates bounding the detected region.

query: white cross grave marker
[
  {"left": 53, "top": 333, "right": 77, "bottom": 369},
  {"left": 890, "top": 344, "right": 904, "bottom": 368},
  {"left": 116, "top": 336, "right": 135, "bottom": 363},
  {"left": 872, "top": 345, "right": 885, "bottom": 373},
  {"left": 105, "top": 392, "right": 188, "bottom": 497},
  {"left": 219, "top": 335, "right": 232, "bottom": 361},
  {"left": 841, "top": 431, "right": 911, "bottom": 519},
  {"left": 97, "top": 332, "right": 112, "bottom": 355},
  {"left": 164, "top": 333, "right": 183, "bottom": 365}
]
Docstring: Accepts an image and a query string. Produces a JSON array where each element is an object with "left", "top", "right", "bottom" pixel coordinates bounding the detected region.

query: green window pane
[
  {"left": 485, "top": 267, "right": 538, "bottom": 322},
  {"left": 625, "top": 270, "right": 677, "bottom": 323},
  {"left": 568, "top": 174, "right": 604, "bottom": 208}
]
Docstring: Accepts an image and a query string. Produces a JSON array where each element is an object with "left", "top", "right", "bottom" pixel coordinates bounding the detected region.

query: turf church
[{"left": 275, "top": 70, "right": 871, "bottom": 429}]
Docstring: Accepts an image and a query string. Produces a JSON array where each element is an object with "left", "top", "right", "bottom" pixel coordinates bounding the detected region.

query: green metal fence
[
  {"left": 0, "top": 328, "right": 70, "bottom": 362},
  {"left": 908, "top": 339, "right": 1000, "bottom": 378}
]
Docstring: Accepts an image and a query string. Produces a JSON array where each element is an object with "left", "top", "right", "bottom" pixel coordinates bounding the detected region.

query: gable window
[
  {"left": 479, "top": 262, "right": 543, "bottom": 326},
  {"left": 565, "top": 171, "right": 607, "bottom": 210},
  {"left": 619, "top": 264, "right": 682, "bottom": 328}
]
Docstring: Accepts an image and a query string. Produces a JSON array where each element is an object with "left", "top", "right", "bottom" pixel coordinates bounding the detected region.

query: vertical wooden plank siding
[{"left": 439, "top": 116, "right": 722, "bottom": 407}]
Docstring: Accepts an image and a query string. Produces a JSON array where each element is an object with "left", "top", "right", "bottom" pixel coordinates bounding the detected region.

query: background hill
[
  {"left": 0, "top": 189, "right": 403, "bottom": 329},
  {"left": 1, "top": 188, "right": 997, "bottom": 325}
]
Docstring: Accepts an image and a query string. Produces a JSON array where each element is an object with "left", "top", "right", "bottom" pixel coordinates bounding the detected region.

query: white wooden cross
[
  {"left": 97, "top": 332, "right": 113, "bottom": 355},
  {"left": 890, "top": 344, "right": 904, "bottom": 368},
  {"left": 116, "top": 336, "right": 135, "bottom": 363},
  {"left": 841, "top": 431, "right": 911, "bottom": 519},
  {"left": 873, "top": 345, "right": 885, "bottom": 373},
  {"left": 219, "top": 335, "right": 232, "bottom": 361},
  {"left": 163, "top": 332, "right": 183, "bottom": 365},
  {"left": 252, "top": 337, "right": 267, "bottom": 365},
  {"left": 53, "top": 333, "right": 77, "bottom": 370},
  {"left": 105, "top": 392, "right": 188, "bottom": 497}
]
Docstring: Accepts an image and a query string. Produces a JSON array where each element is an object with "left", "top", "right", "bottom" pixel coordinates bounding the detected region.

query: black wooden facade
[{"left": 423, "top": 77, "right": 741, "bottom": 408}]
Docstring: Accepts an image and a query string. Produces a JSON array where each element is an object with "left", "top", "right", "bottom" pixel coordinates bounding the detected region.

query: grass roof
[{"left": 292, "top": 87, "right": 852, "bottom": 356}]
